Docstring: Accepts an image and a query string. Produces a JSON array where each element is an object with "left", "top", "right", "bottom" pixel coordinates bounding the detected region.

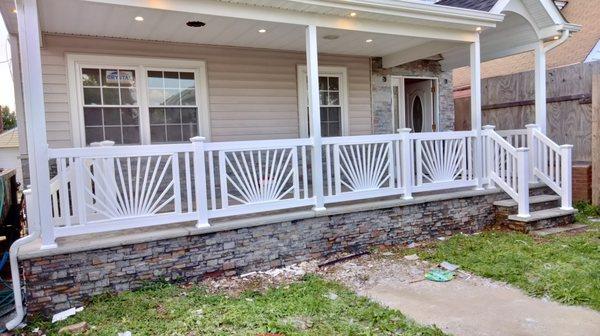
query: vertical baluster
[
  {"left": 58, "top": 158, "right": 71, "bottom": 226},
  {"left": 218, "top": 150, "right": 228, "bottom": 209},
  {"left": 74, "top": 157, "right": 88, "bottom": 227},
  {"left": 208, "top": 151, "right": 216, "bottom": 211},
  {"left": 172, "top": 153, "right": 182, "bottom": 213},
  {"left": 302, "top": 145, "right": 308, "bottom": 199},
  {"left": 292, "top": 147, "right": 300, "bottom": 199},
  {"left": 549, "top": 150, "right": 555, "bottom": 183},
  {"left": 325, "top": 144, "right": 332, "bottom": 196},
  {"left": 387, "top": 142, "right": 395, "bottom": 188},
  {"left": 399, "top": 129, "right": 412, "bottom": 199},
  {"left": 333, "top": 145, "right": 341, "bottom": 195},
  {"left": 395, "top": 138, "right": 401, "bottom": 188},
  {"left": 184, "top": 152, "right": 192, "bottom": 212},
  {"left": 415, "top": 140, "right": 423, "bottom": 186},
  {"left": 516, "top": 148, "right": 530, "bottom": 218},
  {"left": 461, "top": 138, "right": 467, "bottom": 181}
]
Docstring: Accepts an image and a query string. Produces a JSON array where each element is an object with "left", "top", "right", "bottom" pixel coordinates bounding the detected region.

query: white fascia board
[
  {"left": 382, "top": 40, "right": 463, "bottom": 68},
  {"left": 491, "top": 0, "right": 570, "bottom": 26},
  {"left": 80, "top": 0, "right": 500, "bottom": 42}
]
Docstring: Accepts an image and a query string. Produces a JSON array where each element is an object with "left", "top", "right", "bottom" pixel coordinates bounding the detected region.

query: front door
[{"left": 404, "top": 79, "right": 434, "bottom": 133}]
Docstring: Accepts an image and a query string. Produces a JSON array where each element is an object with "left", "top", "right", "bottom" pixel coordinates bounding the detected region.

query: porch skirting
[{"left": 20, "top": 186, "right": 547, "bottom": 316}]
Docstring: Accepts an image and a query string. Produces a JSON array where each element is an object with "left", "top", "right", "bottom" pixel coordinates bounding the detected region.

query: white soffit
[{"left": 37, "top": 0, "right": 434, "bottom": 57}]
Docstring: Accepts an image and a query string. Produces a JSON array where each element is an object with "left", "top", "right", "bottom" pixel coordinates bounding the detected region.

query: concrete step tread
[
  {"left": 493, "top": 195, "right": 561, "bottom": 208},
  {"left": 508, "top": 207, "right": 577, "bottom": 222},
  {"left": 530, "top": 224, "right": 588, "bottom": 237}
]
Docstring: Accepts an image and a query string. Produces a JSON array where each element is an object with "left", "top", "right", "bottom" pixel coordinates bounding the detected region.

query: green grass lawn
[
  {"left": 27, "top": 276, "right": 445, "bottom": 336},
  {"left": 421, "top": 202, "right": 600, "bottom": 310}
]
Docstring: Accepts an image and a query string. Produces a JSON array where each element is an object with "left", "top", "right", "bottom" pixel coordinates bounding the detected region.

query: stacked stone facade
[
  {"left": 371, "top": 57, "right": 455, "bottom": 133},
  {"left": 24, "top": 190, "right": 514, "bottom": 316}
]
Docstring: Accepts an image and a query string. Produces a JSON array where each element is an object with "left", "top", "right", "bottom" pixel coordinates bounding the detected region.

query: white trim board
[
  {"left": 296, "top": 65, "right": 349, "bottom": 138},
  {"left": 66, "top": 54, "right": 211, "bottom": 147}
]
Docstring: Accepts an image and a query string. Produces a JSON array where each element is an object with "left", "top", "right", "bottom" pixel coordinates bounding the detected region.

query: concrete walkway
[{"left": 361, "top": 272, "right": 600, "bottom": 336}]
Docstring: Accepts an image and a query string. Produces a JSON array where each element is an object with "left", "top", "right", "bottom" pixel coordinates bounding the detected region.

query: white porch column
[
  {"left": 305, "top": 25, "right": 325, "bottom": 211},
  {"left": 470, "top": 32, "right": 484, "bottom": 189},
  {"left": 535, "top": 41, "right": 547, "bottom": 134},
  {"left": 16, "top": 0, "right": 56, "bottom": 248}
]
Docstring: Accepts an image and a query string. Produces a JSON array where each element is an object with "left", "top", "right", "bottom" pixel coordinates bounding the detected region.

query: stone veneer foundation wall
[
  {"left": 371, "top": 57, "right": 455, "bottom": 133},
  {"left": 21, "top": 189, "right": 521, "bottom": 316}
]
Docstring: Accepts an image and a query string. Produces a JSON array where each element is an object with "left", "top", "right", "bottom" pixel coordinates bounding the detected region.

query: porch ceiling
[{"left": 30, "top": 0, "right": 443, "bottom": 57}]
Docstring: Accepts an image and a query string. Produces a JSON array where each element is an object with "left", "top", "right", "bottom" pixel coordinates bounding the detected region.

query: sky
[{"left": 0, "top": 14, "right": 15, "bottom": 111}]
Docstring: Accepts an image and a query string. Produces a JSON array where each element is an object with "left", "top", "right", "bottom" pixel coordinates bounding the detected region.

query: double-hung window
[
  {"left": 297, "top": 66, "right": 348, "bottom": 138},
  {"left": 69, "top": 55, "right": 209, "bottom": 146}
]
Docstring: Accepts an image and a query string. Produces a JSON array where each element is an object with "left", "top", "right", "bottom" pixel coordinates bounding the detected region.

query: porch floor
[{"left": 19, "top": 186, "right": 521, "bottom": 260}]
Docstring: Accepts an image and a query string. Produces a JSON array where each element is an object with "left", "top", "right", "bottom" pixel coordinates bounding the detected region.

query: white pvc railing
[
  {"left": 45, "top": 126, "right": 573, "bottom": 241},
  {"left": 528, "top": 125, "right": 573, "bottom": 210},
  {"left": 483, "top": 126, "right": 530, "bottom": 217}
]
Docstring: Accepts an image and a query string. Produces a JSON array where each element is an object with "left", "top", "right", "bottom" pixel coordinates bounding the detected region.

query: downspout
[{"left": 6, "top": 189, "right": 39, "bottom": 330}]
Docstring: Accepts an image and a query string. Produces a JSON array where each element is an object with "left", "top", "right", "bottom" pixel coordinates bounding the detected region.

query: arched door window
[{"left": 412, "top": 96, "right": 423, "bottom": 133}]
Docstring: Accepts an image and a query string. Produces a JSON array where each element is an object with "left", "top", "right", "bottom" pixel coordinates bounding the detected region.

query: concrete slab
[
  {"left": 531, "top": 224, "right": 588, "bottom": 236},
  {"left": 361, "top": 276, "right": 600, "bottom": 336}
]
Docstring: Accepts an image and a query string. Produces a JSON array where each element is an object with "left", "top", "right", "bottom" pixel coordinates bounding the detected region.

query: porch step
[
  {"left": 530, "top": 223, "right": 588, "bottom": 237},
  {"left": 493, "top": 194, "right": 560, "bottom": 212},
  {"left": 505, "top": 208, "right": 577, "bottom": 233}
]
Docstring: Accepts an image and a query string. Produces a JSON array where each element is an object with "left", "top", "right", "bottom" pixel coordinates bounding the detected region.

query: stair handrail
[
  {"left": 526, "top": 124, "right": 573, "bottom": 210},
  {"left": 483, "top": 125, "right": 530, "bottom": 218}
]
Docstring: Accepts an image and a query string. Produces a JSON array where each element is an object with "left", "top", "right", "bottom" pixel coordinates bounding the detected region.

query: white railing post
[
  {"left": 191, "top": 137, "right": 210, "bottom": 228},
  {"left": 482, "top": 125, "right": 495, "bottom": 189},
  {"left": 398, "top": 128, "right": 413, "bottom": 200},
  {"left": 470, "top": 32, "right": 484, "bottom": 190},
  {"left": 17, "top": 0, "right": 56, "bottom": 249},
  {"left": 306, "top": 24, "right": 325, "bottom": 211},
  {"left": 525, "top": 124, "right": 539, "bottom": 183},
  {"left": 516, "top": 148, "right": 530, "bottom": 218},
  {"left": 559, "top": 144, "right": 573, "bottom": 210},
  {"left": 535, "top": 41, "right": 547, "bottom": 134}
]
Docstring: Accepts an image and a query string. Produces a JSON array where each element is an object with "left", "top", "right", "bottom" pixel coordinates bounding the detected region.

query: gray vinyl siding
[{"left": 40, "top": 34, "right": 372, "bottom": 147}]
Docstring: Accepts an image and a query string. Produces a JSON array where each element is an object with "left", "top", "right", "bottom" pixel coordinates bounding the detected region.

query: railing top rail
[
  {"left": 532, "top": 128, "right": 562, "bottom": 152},
  {"left": 496, "top": 129, "right": 528, "bottom": 136},
  {"left": 48, "top": 143, "right": 193, "bottom": 159},
  {"left": 204, "top": 138, "right": 311, "bottom": 151},
  {"left": 485, "top": 129, "right": 518, "bottom": 155},
  {"left": 321, "top": 133, "right": 400, "bottom": 145},
  {"left": 409, "top": 130, "right": 476, "bottom": 140}
]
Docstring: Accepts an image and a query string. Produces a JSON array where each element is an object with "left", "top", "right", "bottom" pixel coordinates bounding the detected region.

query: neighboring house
[
  {"left": 0, "top": 128, "right": 22, "bottom": 183},
  {"left": 0, "top": 0, "right": 581, "bottom": 327}
]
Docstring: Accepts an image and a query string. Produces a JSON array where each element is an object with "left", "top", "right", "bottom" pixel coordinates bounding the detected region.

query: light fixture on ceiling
[
  {"left": 365, "top": 39, "right": 373, "bottom": 43},
  {"left": 475, "top": 26, "right": 482, "bottom": 31},
  {"left": 134, "top": 16, "right": 144, "bottom": 22},
  {"left": 11, "top": 8, "right": 17, "bottom": 14},
  {"left": 553, "top": 35, "right": 560, "bottom": 40},
  {"left": 258, "top": 29, "right": 267, "bottom": 33},
  {"left": 323, "top": 35, "right": 340, "bottom": 40},
  {"left": 350, "top": 12, "right": 357, "bottom": 17},
  {"left": 186, "top": 21, "right": 206, "bottom": 28}
]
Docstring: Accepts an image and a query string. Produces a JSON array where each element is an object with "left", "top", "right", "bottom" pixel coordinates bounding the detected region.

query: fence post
[
  {"left": 525, "top": 124, "right": 539, "bottom": 183},
  {"left": 482, "top": 125, "right": 495, "bottom": 189},
  {"left": 398, "top": 128, "right": 413, "bottom": 200},
  {"left": 191, "top": 137, "right": 210, "bottom": 228},
  {"left": 516, "top": 148, "right": 530, "bottom": 218},
  {"left": 560, "top": 144, "right": 573, "bottom": 210}
]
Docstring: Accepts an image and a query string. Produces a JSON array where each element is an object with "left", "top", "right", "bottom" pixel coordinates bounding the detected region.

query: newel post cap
[
  {"left": 190, "top": 136, "right": 206, "bottom": 143},
  {"left": 397, "top": 128, "right": 412, "bottom": 133}
]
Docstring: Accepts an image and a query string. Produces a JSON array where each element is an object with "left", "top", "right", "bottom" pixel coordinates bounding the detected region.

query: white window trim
[
  {"left": 67, "top": 54, "right": 211, "bottom": 146},
  {"left": 296, "top": 65, "right": 349, "bottom": 138},
  {"left": 391, "top": 75, "right": 440, "bottom": 132}
]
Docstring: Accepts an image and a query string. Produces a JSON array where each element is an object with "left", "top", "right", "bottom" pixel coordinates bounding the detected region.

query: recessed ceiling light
[
  {"left": 186, "top": 21, "right": 206, "bottom": 28},
  {"left": 323, "top": 35, "right": 340, "bottom": 40},
  {"left": 350, "top": 12, "right": 357, "bottom": 17},
  {"left": 365, "top": 39, "right": 373, "bottom": 43},
  {"left": 258, "top": 29, "right": 267, "bottom": 33},
  {"left": 553, "top": 35, "right": 560, "bottom": 40},
  {"left": 134, "top": 16, "right": 144, "bottom": 22},
  {"left": 475, "top": 26, "right": 482, "bottom": 31},
  {"left": 11, "top": 8, "right": 17, "bottom": 14}
]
